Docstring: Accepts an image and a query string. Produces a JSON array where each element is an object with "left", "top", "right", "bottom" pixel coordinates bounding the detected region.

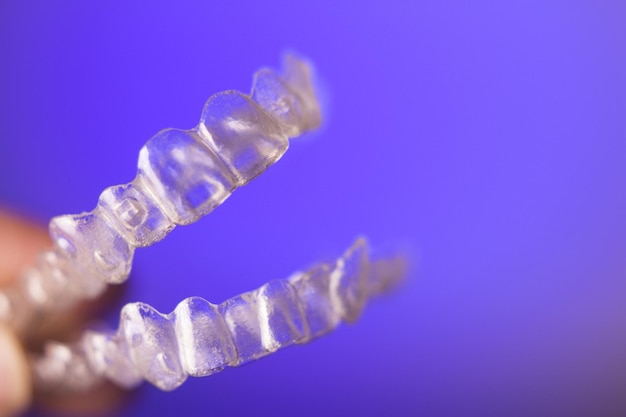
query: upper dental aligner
[
  {"left": 31, "top": 238, "right": 406, "bottom": 392},
  {"left": 0, "top": 55, "right": 321, "bottom": 331}
]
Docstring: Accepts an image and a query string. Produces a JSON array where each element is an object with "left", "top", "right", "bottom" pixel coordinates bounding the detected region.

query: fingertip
[{"left": 0, "top": 324, "right": 31, "bottom": 417}]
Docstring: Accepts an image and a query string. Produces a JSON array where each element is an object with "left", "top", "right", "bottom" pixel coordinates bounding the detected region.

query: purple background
[{"left": 2, "top": 1, "right": 626, "bottom": 416}]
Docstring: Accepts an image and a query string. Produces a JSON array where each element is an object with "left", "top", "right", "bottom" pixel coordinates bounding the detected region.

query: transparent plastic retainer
[{"left": 0, "top": 54, "right": 406, "bottom": 392}]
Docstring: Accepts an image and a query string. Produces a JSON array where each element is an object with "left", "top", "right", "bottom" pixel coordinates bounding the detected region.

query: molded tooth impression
[
  {"left": 174, "top": 297, "right": 236, "bottom": 377},
  {"left": 138, "top": 128, "right": 236, "bottom": 225},
  {"left": 251, "top": 54, "right": 322, "bottom": 136},
  {"left": 49, "top": 210, "right": 133, "bottom": 286},
  {"left": 12, "top": 54, "right": 406, "bottom": 395},
  {"left": 32, "top": 238, "right": 406, "bottom": 392},
  {"left": 98, "top": 178, "right": 174, "bottom": 247},
  {"left": 0, "top": 54, "right": 322, "bottom": 331},
  {"left": 199, "top": 91, "right": 288, "bottom": 184}
]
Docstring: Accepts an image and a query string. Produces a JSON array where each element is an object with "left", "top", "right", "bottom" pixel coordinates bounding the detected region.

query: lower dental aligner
[
  {"left": 0, "top": 54, "right": 322, "bottom": 332},
  {"left": 32, "top": 238, "right": 406, "bottom": 392}
]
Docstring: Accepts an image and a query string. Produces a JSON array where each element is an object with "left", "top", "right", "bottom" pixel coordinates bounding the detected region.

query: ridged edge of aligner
[
  {"left": 33, "top": 237, "right": 406, "bottom": 392},
  {"left": 0, "top": 55, "right": 322, "bottom": 334},
  {"left": 81, "top": 238, "right": 376, "bottom": 390}
]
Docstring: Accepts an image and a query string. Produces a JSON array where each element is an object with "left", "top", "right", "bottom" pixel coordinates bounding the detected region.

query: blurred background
[{"left": 1, "top": 1, "right": 625, "bottom": 416}]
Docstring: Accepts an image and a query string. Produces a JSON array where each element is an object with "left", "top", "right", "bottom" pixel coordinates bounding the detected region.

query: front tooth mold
[
  {"left": 173, "top": 297, "right": 236, "bottom": 377},
  {"left": 218, "top": 292, "right": 266, "bottom": 365},
  {"left": 257, "top": 279, "right": 309, "bottom": 350},
  {"left": 251, "top": 54, "right": 321, "bottom": 136},
  {"left": 330, "top": 237, "right": 370, "bottom": 323},
  {"left": 199, "top": 91, "right": 289, "bottom": 185},
  {"left": 32, "top": 238, "right": 406, "bottom": 392},
  {"left": 290, "top": 263, "right": 339, "bottom": 337},
  {"left": 0, "top": 54, "right": 322, "bottom": 333},
  {"left": 138, "top": 128, "right": 236, "bottom": 226}
]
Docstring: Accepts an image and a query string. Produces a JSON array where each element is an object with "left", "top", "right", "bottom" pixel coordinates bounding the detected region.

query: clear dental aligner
[
  {"left": 0, "top": 54, "right": 322, "bottom": 332},
  {"left": 31, "top": 238, "right": 406, "bottom": 392}
]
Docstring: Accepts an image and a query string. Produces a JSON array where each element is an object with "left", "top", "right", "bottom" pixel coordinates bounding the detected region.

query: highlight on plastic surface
[
  {"left": 31, "top": 238, "right": 406, "bottom": 392},
  {"left": 0, "top": 54, "right": 322, "bottom": 333}
]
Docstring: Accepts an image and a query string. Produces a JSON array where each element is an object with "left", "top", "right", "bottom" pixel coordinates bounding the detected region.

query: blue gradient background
[{"left": 1, "top": 1, "right": 626, "bottom": 416}]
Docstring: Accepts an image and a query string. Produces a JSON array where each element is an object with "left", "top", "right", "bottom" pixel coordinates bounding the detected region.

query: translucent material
[
  {"left": 330, "top": 237, "right": 369, "bottom": 322},
  {"left": 82, "top": 331, "right": 142, "bottom": 389},
  {"left": 32, "top": 251, "right": 73, "bottom": 306},
  {"left": 98, "top": 178, "right": 174, "bottom": 247},
  {"left": 252, "top": 55, "right": 321, "bottom": 134},
  {"left": 173, "top": 297, "right": 236, "bottom": 377},
  {"left": 16, "top": 54, "right": 373, "bottom": 395},
  {"left": 0, "top": 54, "right": 324, "bottom": 335},
  {"left": 23, "top": 250, "right": 100, "bottom": 308},
  {"left": 49, "top": 210, "right": 134, "bottom": 285},
  {"left": 120, "top": 303, "right": 186, "bottom": 390},
  {"left": 219, "top": 293, "right": 266, "bottom": 364},
  {"left": 138, "top": 128, "right": 236, "bottom": 226},
  {"left": 31, "top": 238, "right": 406, "bottom": 393},
  {"left": 31, "top": 342, "right": 98, "bottom": 392},
  {"left": 199, "top": 91, "right": 288, "bottom": 184},
  {"left": 291, "top": 264, "right": 340, "bottom": 337},
  {"left": 281, "top": 54, "right": 322, "bottom": 131},
  {"left": 257, "top": 280, "right": 308, "bottom": 349},
  {"left": 251, "top": 69, "right": 305, "bottom": 137}
]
